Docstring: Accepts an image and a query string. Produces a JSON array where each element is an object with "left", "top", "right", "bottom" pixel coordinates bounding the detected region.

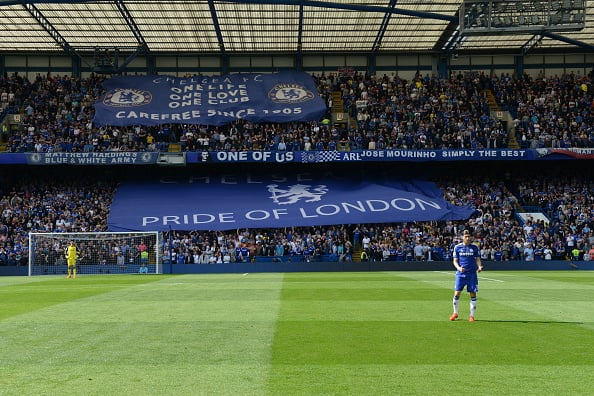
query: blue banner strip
[
  {"left": 24, "top": 152, "right": 160, "bottom": 165},
  {"left": 189, "top": 148, "right": 594, "bottom": 163},
  {"left": 0, "top": 148, "right": 592, "bottom": 165}
]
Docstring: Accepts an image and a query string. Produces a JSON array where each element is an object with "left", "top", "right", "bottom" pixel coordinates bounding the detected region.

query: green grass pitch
[{"left": 1, "top": 271, "right": 593, "bottom": 395}]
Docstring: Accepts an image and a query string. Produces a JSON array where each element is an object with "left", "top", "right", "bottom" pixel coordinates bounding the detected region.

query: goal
[{"left": 28, "top": 231, "right": 162, "bottom": 276}]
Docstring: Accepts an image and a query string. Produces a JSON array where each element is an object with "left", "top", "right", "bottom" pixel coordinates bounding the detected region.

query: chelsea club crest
[
  {"left": 268, "top": 83, "right": 315, "bottom": 104},
  {"left": 103, "top": 88, "right": 152, "bottom": 107}
]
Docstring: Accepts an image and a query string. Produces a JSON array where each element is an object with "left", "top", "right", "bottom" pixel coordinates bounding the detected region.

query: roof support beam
[
  {"left": 521, "top": 34, "right": 543, "bottom": 55},
  {"left": 435, "top": 21, "right": 461, "bottom": 53},
  {"left": 221, "top": 0, "right": 457, "bottom": 22},
  {"left": 114, "top": 0, "right": 148, "bottom": 50},
  {"left": 21, "top": 1, "right": 91, "bottom": 66},
  {"left": 371, "top": 0, "right": 398, "bottom": 54},
  {"left": 295, "top": 1, "right": 304, "bottom": 69},
  {"left": 22, "top": 2, "right": 71, "bottom": 52},
  {"left": 208, "top": 0, "right": 228, "bottom": 73},
  {"left": 103, "top": 0, "right": 150, "bottom": 74},
  {"left": 208, "top": 0, "right": 226, "bottom": 53},
  {"left": 2, "top": 0, "right": 456, "bottom": 22},
  {"left": 1, "top": 0, "right": 98, "bottom": 5},
  {"left": 540, "top": 31, "right": 594, "bottom": 52}
]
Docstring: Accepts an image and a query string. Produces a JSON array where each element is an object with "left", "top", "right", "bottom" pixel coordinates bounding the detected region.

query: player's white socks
[
  {"left": 452, "top": 295, "right": 460, "bottom": 314},
  {"left": 470, "top": 297, "right": 477, "bottom": 317}
]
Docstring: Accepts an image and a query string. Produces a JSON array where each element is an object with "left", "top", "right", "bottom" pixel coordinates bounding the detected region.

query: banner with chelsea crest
[
  {"left": 93, "top": 71, "right": 326, "bottom": 127},
  {"left": 107, "top": 173, "right": 476, "bottom": 232}
]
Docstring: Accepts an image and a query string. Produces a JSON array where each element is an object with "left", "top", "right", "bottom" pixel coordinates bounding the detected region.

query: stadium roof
[{"left": 0, "top": 0, "right": 593, "bottom": 55}]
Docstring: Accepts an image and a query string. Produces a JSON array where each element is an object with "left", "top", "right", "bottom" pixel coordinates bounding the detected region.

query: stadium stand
[
  {"left": 1, "top": 2, "right": 594, "bottom": 274},
  {"left": 1, "top": 159, "right": 593, "bottom": 269},
  {"left": 1, "top": 71, "right": 594, "bottom": 271},
  {"left": 2, "top": 71, "right": 594, "bottom": 154}
]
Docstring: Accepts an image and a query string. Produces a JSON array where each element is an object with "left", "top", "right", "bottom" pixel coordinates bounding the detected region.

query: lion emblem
[
  {"left": 267, "top": 184, "right": 328, "bottom": 205},
  {"left": 103, "top": 88, "right": 152, "bottom": 107}
]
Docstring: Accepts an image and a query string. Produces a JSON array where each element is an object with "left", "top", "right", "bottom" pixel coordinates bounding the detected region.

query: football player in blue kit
[{"left": 450, "top": 229, "right": 484, "bottom": 322}]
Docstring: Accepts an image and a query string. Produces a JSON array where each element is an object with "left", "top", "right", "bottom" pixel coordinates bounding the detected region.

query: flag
[{"left": 300, "top": 151, "right": 340, "bottom": 163}]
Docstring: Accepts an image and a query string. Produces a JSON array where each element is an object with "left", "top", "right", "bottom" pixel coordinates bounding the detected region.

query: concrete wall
[{"left": 3, "top": 51, "right": 594, "bottom": 80}]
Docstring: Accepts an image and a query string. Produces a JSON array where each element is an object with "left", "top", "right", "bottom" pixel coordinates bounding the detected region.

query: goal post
[{"left": 28, "top": 231, "right": 162, "bottom": 276}]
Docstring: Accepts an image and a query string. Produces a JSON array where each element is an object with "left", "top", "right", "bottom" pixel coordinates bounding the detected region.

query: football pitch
[{"left": 1, "top": 271, "right": 593, "bottom": 396}]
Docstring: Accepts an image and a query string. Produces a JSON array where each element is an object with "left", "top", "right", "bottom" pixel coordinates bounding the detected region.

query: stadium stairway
[
  {"left": 331, "top": 90, "right": 357, "bottom": 136},
  {"left": 331, "top": 91, "right": 343, "bottom": 114},
  {"left": 484, "top": 89, "right": 520, "bottom": 149},
  {"left": 507, "top": 133, "right": 521, "bottom": 149},
  {"left": 168, "top": 143, "right": 182, "bottom": 152},
  {"left": 484, "top": 89, "right": 501, "bottom": 112}
]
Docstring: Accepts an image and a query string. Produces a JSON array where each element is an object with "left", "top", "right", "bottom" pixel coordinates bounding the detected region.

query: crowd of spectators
[
  {"left": 1, "top": 164, "right": 593, "bottom": 267},
  {"left": 0, "top": 170, "right": 115, "bottom": 266},
  {"left": 2, "top": 68, "right": 594, "bottom": 154},
  {"left": 493, "top": 71, "right": 594, "bottom": 149},
  {"left": 1, "top": 69, "right": 594, "bottom": 267}
]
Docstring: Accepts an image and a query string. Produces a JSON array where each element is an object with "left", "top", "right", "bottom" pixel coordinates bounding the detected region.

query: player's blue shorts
[{"left": 454, "top": 272, "right": 479, "bottom": 293}]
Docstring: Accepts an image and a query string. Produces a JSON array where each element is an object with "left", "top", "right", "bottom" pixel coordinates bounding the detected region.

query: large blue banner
[
  {"left": 93, "top": 71, "right": 326, "bottom": 127},
  {"left": 107, "top": 173, "right": 475, "bottom": 231}
]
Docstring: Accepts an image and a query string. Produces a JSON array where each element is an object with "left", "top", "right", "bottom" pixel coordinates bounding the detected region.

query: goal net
[{"left": 28, "top": 231, "right": 162, "bottom": 276}]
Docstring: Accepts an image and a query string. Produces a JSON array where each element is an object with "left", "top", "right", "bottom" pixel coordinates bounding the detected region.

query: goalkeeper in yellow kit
[{"left": 65, "top": 241, "right": 78, "bottom": 279}]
